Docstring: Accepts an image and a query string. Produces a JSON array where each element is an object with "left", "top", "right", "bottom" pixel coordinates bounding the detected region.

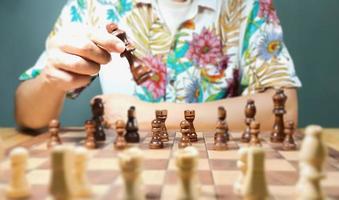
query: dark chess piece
[
  {"left": 282, "top": 121, "right": 297, "bottom": 151},
  {"left": 149, "top": 119, "right": 164, "bottom": 149},
  {"left": 114, "top": 120, "right": 127, "bottom": 150},
  {"left": 85, "top": 120, "right": 97, "bottom": 149},
  {"left": 217, "top": 106, "right": 230, "bottom": 141},
  {"left": 270, "top": 89, "right": 287, "bottom": 143},
  {"left": 106, "top": 23, "right": 153, "bottom": 85},
  {"left": 125, "top": 106, "right": 140, "bottom": 143},
  {"left": 249, "top": 121, "right": 262, "bottom": 147},
  {"left": 155, "top": 110, "right": 169, "bottom": 142},
  {"left": 178, "top": 120, "right": 192, "bottom": 149},
  {"left": 214, "top": 121, "right": 228, "bottom": 151},
  {"left": 91, "top": 98, "right": 106, "bottom": 141},
  {"left": 184, "top": 110, "right": 198, "bottom": 142},
  {"left": 241, "top": 99, "right": 256, "bottom": 143},
  {"left": 47, "top": 119, "right": 62, "bottom": 149}
]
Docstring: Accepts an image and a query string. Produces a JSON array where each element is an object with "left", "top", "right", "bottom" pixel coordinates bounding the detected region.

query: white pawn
[
  {"left": 233, "top": 147, "right": 248, "bottom": 195},
  {"left": 297, "top": 125, "right": 327, "bottom": 200},
  {"left": 175, "top": 146, "right": 199, "bottom": 200},
  {"left": 243, "top": 147, "right": 269, "bottom": 200},
  {"left": 6, "top": 147, "right": 31, "bottom": 198},
  {"left": 73, "top": 147, "right": 92, "bottom": 198},
  {"left": 118, "top": 147, "right": 145, "bottom": 200}
]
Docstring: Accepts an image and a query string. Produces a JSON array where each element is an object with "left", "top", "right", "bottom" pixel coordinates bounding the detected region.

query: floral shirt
[{"left": 20, "top": 0, "right": 301, "bottom": 103}]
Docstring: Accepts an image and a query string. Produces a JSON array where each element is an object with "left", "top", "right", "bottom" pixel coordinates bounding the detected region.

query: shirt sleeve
[{"left": 240, "top": 0, "right": 301, "bottom": 95}]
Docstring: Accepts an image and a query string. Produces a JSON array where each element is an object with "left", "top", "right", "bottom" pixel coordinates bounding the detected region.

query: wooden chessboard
[{"left": 1, "top": 128, "right": 339, "bottom": 200}]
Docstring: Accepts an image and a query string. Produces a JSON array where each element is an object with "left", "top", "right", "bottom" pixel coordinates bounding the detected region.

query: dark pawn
[
  {"left": 282, "top": 121, "right": 297, "bottom": 151},
  {"left": 241, "top": 99, "right": 256, "bottom": 143},
  {"left": 47, "top": 119, "right": 62, "bottom": 149},
  {"left": 184, "top": 110, "right": 198, "bottom": 142},
  {"left": 249, "top": 121, "right": 262, "bottom": 147},
  {"left": 149, "top": 119, "right": 163, "bottom": 149},
  {"left": 270, "top": 89, "right": 287, "bottom": 143},
  {"left": 214, "top": 121, "right": 228, "bottom": 151},
  {"left": 125, "top": 106, "right": 140, "bottom": 143},
  {"left": 114, "top": 120, "right": 127, "bottom": 150},
  {"left": 217, "top": 106, "right": 230, "bottom": 141},
  {"left": 85, "top": 120, "right": 97, "bottom": 149},
  {"left": 178, "top": 120, "right": 192, "bottom": 149},
  {"left": 156, "top": 110, "right": 169, "bottom": 142},
  {"left": 91, "top": 98, "right": 106, "bottom": 141}
]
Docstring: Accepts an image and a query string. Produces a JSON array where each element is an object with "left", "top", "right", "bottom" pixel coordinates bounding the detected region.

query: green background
[{"left": 0, "top": 0, "right": 338, "bottom": 128}]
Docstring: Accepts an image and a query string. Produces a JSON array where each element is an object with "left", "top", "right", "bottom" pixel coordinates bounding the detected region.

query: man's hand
[{"left": 42, "top": 25, "right": 126, "bottom": 92}]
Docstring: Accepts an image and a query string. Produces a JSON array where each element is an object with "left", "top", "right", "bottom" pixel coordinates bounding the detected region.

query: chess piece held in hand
[
  {"left": 47, "top": 119, "right": 62, "bottom": 149},
  {"left": 114, "top": 120, "right": 128, "bottom": 150},
  {"left": 6, "top": 147, "right": 31, "bottom": 198}
]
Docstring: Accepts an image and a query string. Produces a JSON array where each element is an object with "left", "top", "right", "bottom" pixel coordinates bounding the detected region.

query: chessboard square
[
  {"left": 114, "top": 170, "right": 166, "bottom": 185},
  {"left": 269, "top": 185, "right": 296, "bottom": 199},
  {"left": 143, "top": 150, "right": 171, "bottom": 159},
  {"left": 92, "top": 184, "right": 111, "bottom": 197},
  {"left": 265, "top": 159, "right": 296, "bottom": 171},
  {"left": 323, "top": 172, "right": 339, "bottom": 186},
  {"left": 207, "top": 150, "right": 239, "bottom": 159},
  {"left": 162, "top": 185, "right": 216, "bottom": 200},
  {"left": 279, "top": 151, "right": 299, "bottom": 161},
  {"left": 209, "top": 159, "right": 237, "bottom": 170},
  {"left": 266, "top": 171, "right": 298, "bottom": 185},
  {"left": 27, "top": 170, "right": 50, "bottom": 185},
  {"left": 88, "top": 158, "right": 119, "bottom": 170},
  {"left": 143, "top": 159, "right": 169, "bottom": 170},
  {"left": 2, "top": 158, "right": 46, "bottom": 171},
  {"left": 168, "top": 158, "right": 210, "bottom": 170},
  {"left": 88, "top": 170, "right": 120, "bottom": 184},
  {"left": 212, "top": 171, "right": 240, "bottom": 185},
  {"left": 60, "top": 131, "right": 85, "bottom": 138}
]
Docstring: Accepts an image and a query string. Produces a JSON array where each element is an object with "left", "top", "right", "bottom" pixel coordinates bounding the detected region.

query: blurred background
[{"left": 0, "top": 0, "right": 338, "bottom": 128}]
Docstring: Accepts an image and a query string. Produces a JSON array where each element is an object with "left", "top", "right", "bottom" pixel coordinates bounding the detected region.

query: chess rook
[
  {"left": 155, "top": 110, "right": 169, "bottom": 142},
  {"left": 241, "top": 99, "right": 256, "bottom": 143},
  {"left": 114, "top": 120, "right": 128, "bottom": 150},
  {"left": 125, "top": 106, "right": 140, "bottom": 143},
  {"left": 47, "top": 119, "right": 62, "bottom": 149},
  {"left": 85, "top": 120, "right": 97, "bottom": 149},
  {"left": 184, "top": 110, "right": 198, "bottom": 142},
  {"left": 6, "top": 147, "right": 31, "bottom": 198},
  {"left": 118, "top": 148, "right": 145, "bottom": 200},
  {"left": 270, "top": 89, "right": 287, "bottom": 143},
  {"left": 149, "top": 119, "right": 164, "bottom": 149},
  {"left": 282, "top": 121, "right": 297, "bottom": 151},
  {"left": 176, "top": 146, "right": 199, "bottom": 200},
  {"left": 179, "top": 120, "right": 192, "bottom": 149},
  {"left": 91, "top": 98, "right": 106, "bottom": 141}
]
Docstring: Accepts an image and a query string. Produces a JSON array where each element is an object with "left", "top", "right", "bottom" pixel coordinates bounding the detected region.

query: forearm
[
  {"left": 136, "top": 88, "right": 298, "bottom": 132},
  {"left": 15, "top": 75, "right": 66, "bottom": 130}
]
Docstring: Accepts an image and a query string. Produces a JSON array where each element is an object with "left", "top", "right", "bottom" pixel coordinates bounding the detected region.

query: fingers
[
  {"left": 88, "top": 28, "right": 126, "bottom": 53},
  {"left": 47, "top": 50, "right": 100, "bottom": 76},
  {"left": 42, "top": 65, "right": 92, "bottom": 91}
]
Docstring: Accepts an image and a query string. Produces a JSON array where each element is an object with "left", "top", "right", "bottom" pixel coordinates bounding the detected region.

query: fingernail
[{"left": 117, "top": 42, "right": 126, "bottom": 52}]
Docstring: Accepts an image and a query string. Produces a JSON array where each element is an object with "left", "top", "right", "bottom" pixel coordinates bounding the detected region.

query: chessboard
[{"left": 1, "top": 128, "right": 339, "bottom": 200}]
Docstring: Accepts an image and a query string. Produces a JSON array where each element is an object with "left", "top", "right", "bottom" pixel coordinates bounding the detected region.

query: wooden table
[{"left": 1, "top": 127, "right": 338, "bottom": 150}]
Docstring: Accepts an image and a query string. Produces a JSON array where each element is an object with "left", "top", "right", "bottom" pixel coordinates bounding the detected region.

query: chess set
[{"left": 1, "top": 89, "right": 339, "bottom": 200}]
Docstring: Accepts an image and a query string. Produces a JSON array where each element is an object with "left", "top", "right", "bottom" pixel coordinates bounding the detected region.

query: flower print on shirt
[{"left": 257, "top": 26, "right": 283, "bottom": 61}]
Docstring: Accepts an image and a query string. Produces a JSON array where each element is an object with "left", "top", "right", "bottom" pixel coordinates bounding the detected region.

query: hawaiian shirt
[{"left": 19, "top": 0, "right": 301, "bottom": 103}]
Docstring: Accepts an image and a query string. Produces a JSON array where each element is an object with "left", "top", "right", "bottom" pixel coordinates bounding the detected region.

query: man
[{"left": 15, "top": 0, "right": 301, "bottom": 130}]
